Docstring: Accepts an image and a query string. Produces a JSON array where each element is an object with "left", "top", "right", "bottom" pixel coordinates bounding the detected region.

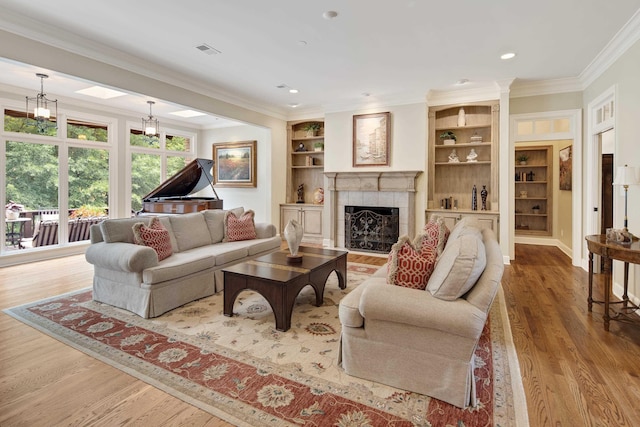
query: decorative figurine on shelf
[
  {"left": 313, "top": 187, "right": 324, "bottom": 204},
  {"left": 448, "top": 149, "right": 460, "bottom": 163},
  {"left": 295, "top": 143, "right": 306, "bottom": 152},
  {"left": 296, "top": 184, "right": 305, "bottom": 203},
  {"left": 466, "top": 148, "right": 478, "bottom": 162},
  {"left": 472, "top": 184, "right": 477, "bottom": 211},
  {"left": 481, "top": 185, "right": 488, "bottom": 210}
]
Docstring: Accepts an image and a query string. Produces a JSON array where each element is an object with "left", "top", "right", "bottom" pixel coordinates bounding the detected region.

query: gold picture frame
[
  {"left": 212, "top": 140, "right": 257, "bottom": 187},
  {"left": 353, "top": 112, "right": 390, "bottom": 167}
]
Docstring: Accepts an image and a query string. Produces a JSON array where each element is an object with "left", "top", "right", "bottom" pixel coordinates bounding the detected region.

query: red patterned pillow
[
  {"left": 387, "top": 236, "right": 437, "bottom": 290},
  {"left": 223, "top": 210, "right": 257, "bottom": 242},
  {"left": 423, "top": 215, "right": 450, "bottom": 256},
  {"left": 133, "top": 217, "right": 173, "bottom": 261}
]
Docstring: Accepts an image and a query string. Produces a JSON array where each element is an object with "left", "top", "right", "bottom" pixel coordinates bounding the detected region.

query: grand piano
[{"left": 140, "top": 158, "right": 223, "bottom": 214}]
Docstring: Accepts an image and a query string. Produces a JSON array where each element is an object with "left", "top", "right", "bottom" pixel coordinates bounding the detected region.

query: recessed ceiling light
[
  {"left": 76, "top": 85, "right": 127, "bottom": 99},
  {"left": 289, "top": 88, "right": 299, "bottom": 94},
  {"left": 500, "top": 52, "right": 516, "bottom": 60},
  {"left": 169, "top": 109, "right": 207, "bottom": 118},
  {"left": 289, "top": 103, "right": 299, "bottom": 108},
  {"left": 323, "top": 10, "right": 338, "bottom": 19}
]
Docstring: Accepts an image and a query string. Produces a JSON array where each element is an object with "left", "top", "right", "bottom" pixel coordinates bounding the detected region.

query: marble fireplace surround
[{"left": 324, "top": 171, "right": 422, "bottom": 251}]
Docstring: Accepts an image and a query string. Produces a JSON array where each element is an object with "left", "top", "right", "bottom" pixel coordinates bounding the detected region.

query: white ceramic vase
[
  {"left": 284, "top": 219, "right": 304, "bottom": 256},
  {"left": 457, "top": 107, "right": 466, "bottom": 127}
]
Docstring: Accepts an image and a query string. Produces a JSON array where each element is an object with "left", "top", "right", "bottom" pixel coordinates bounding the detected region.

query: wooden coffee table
[{"left": 223, "top": 247, "right": 347, "bottom": 331}]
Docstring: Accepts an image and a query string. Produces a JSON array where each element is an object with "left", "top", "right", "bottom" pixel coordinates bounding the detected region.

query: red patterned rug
[{"left": 5, "top": 263, "right": 527, "bottom": 426}]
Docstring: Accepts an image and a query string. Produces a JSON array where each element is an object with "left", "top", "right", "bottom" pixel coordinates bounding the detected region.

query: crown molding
[
  {"left": 579, "top": 8, "right": 640, "bottom": 88},
  {"left": 509, "top": 77, "right": 583, "bottom": 98},
  {"left": 426, "top": 84, "right": 501, "bottom": 106}
]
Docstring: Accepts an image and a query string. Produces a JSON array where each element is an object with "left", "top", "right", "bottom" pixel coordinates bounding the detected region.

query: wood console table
[{"left": 585, "top": 234, "right": 640, "bottom": 331}]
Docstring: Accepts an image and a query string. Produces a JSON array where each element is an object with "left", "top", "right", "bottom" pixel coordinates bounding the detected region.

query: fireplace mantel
[
  {"left": 324, "top": 171, "right": 422, "bottom": 250},
  {"left": 325, "top": 171, "right": 421, "bottom": 193}
]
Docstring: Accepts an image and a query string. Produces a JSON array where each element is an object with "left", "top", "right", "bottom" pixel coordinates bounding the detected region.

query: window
[
  {"left": 128, "top": 126, "right": 196, "bottom": 212},
  {"left": 2, "top": 105, "right": 113, "bottom": 254}
]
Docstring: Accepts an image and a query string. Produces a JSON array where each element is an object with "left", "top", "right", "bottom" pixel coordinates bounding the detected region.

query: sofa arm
[
  {"left": 360, "top": 282, "right": 486, "bottom": 339},
  {"left": 85, "top": 242, "right": 158, "bottom": 273},
  {"left": 255, "top": 223, "right": 276, "bottom": 239}
]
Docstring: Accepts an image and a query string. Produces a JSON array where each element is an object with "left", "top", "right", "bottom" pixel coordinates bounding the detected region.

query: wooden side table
[{"left": 585, "top": 234, "right": 640, "bottom": 331}]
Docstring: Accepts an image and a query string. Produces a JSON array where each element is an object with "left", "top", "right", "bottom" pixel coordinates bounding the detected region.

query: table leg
[
  {"left": 623, "top": 262, "right": 630, "bottom": 309},
  {"left": 603, "top": 257, "right": 612, "bottom": 331},
  {"left": 588, "top": 251, "right": 594, "bottom": 311}
]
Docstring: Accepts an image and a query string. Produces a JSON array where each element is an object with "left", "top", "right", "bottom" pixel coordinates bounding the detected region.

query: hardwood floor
[{"left": 1, "top": 244, "right": 639, "bottom": 426}]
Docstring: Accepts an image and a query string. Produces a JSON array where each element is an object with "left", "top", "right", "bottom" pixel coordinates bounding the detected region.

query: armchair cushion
[{"left": 426, "top": 231, "right": 486, "bottom": 301}]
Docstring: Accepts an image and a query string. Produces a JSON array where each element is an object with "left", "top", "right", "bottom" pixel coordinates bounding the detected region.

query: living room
[{"left": 2, "top": 2, "right": 640, "bottom": 426}]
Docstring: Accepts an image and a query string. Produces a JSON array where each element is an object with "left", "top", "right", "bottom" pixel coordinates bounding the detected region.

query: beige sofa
[
  {"left": 338, "top": 221, "right": 503, "bottom": 409},
  {"left": 85, "top": 208, "right": 280, "bottom": 318}
]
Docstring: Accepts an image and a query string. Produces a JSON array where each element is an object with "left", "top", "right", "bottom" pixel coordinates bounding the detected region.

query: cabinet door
[
  {"left": 474, "top": 215, "right": 498, "bottom": 235},
  {"left": 281, "top": 206, "right": 300, "bottom": 233},
  {"left": 301, "top": 207, "right": 322, "bottom": 237}
]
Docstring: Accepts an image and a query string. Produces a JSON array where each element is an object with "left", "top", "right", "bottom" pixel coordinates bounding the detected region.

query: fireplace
[
  {"left": 324, "top": 171, "right": 422, "bottom": 252},
  {"left": 345, "top": 206, "right": 399, "bottom": 253}
]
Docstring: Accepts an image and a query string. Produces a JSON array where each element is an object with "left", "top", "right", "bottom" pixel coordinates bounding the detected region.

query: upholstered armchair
[{"left": 338, "top": 227, "right": 503, "bottom": 408}]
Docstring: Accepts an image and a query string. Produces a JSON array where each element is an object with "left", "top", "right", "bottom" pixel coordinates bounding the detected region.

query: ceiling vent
[{"left": 195, "top": 44, "right": 221, "bottom": 55}]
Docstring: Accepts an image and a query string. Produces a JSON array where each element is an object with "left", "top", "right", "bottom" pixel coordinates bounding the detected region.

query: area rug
[{"left": 5, "top": 263, "right": 528, "bottom": 426}]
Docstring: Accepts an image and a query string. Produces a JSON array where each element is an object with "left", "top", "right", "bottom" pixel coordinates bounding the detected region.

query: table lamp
[{"left": 613, "top": 164, "right": 640, "bottom": 232}]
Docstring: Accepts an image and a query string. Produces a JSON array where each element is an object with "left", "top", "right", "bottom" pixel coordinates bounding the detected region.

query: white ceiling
[{"left": 1, "top": 0, "right": 639, "bottom": 127}]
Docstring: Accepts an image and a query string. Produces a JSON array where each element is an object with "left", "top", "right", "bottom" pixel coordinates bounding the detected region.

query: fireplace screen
[{"left": 345, "top": 206, "right": 399, "bottom": 253}]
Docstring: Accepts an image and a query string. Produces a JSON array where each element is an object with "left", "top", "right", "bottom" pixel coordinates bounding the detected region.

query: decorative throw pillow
[
  {"left": 387, "top": 236, "right": 437, "bottom": 290},
  {"left": 132, "top": 217, "right": 173, "bottom": 261},
  {"left": 223, "top": 210, "right": 257, "bottom": 242},
  {"left": 426, "top": 231, "right": 486, "bottom": 300},
  {"left": 422, "top": 215, "right": 450, "bottom": 256}
]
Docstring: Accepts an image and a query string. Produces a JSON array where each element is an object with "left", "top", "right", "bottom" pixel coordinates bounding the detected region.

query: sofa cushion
[
  {"left": 223, "top": 210, "right": 257, "bottom": 242},
  {"left": 422, "top": 215, "right": 450, "bottom": 256},
  {"left": 426, "top": 230, "right": 486, "bottom": 301},
  {"left": 100, "top": 217, "right": 151, "bottom": 243},
  {"left": 203, "top": 207, "right": 243, "bottom": 243},
  {"left": 142, "top": 252, "right": 215, "bottom": 285},
  {"left": 247, "top": 236, "right": 282, "bottom": 255},
  {"left": 157, "top": 216, "right": 179, "bottom": 253},
  {"left": 132, "top": 217, "right": 173, "bottom": 261},
  {"left": 387, "top": 236, "right": 436, "bottom": 290},
  {"left": 170, "top": 212, "right": 213, "bottom": 251}
]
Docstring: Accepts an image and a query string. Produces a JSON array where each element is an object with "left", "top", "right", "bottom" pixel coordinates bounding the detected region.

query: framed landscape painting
[
  {"left": 559, "top": 145, "right": 572, "bottom": 191},
  {"left": 353, "top": 112, "right": 390, "bottom": 167},
  {"left": 212, "top": 140, "right": 257, "bottom": 187}
]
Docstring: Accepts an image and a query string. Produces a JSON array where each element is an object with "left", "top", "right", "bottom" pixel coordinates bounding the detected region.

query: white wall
[
  {"left": 324, "top": 103, "right": 427, "bottom": 232},
  {"left": 200, "top": 125, "right": 275, "bottom": 223},
  {"left": 583, "top": 38, "right": 640, "bottom": 302}
]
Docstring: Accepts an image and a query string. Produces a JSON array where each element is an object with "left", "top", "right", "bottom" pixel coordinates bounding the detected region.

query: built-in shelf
[
  {"left": 515, "top": 145, "right": 553, "bottom": 236},
  {"left": 427, "top": 101, "right": 500, "bottom": 240}
]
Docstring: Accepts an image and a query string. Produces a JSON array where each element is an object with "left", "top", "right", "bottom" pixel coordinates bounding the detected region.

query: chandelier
[
  {"left": 142, "top": 100, "right": 160, "bottom": 136},
  {"left": 26, "top": 73, "right": 58, "bottom": 131}
]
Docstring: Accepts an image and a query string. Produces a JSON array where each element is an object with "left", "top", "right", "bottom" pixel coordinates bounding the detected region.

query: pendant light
[
  {"left": 142, "top": 100, "right": 160, "bottom": 136},
  {"left": 25, "top": 73, "right": 58, "bottom": 125}
]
